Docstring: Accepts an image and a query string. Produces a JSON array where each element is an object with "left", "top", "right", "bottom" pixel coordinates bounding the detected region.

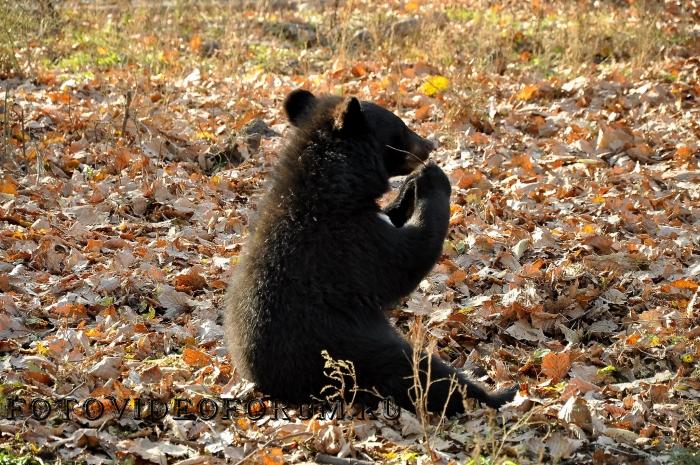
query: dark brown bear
[{"left": 224, "top": 89, "right": 517, "bottom": 415}]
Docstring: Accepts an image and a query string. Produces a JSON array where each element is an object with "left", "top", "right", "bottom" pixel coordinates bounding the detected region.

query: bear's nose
[{"left": 423, "top": 138, "right": 436, "bottom": 152}]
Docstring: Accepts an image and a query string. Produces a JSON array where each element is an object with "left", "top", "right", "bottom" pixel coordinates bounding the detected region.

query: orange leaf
[
  {"left": 189, "top": 34, "right": 202, "bottom": 52},
  {"left": 351, "top": 63, "right": 367, "bottom": 77},
  {"left": 260, "top": 447, "right": 284, "bottom": 465},
  {"left": 0, "top": 176, "right": 18, "bottom": 195},
  {"left": 174, "top": 270, "right": 207, "bottom": 292},
  {"left": 182, "top": 347, "right": 211, "bottom": 368},
  {"left": 671, "top": 279, "right": 698, "bottom": 291},
  {"left": 468, "top": 132, "right": 489, "bottom": 145},
  {"left": 452, "top": 168, "right": 484, "bottom": 189},
  {"left": 114, "top": 149, "right": 132, "bottom": 172},
  {"left": 53, "top": 303, "right": 87, "bottom": 318},
  {"left": 415, "top": 104, "right": 431, "bottom": 120},
  {"left": 512, "top": 153, "right": 534, "bottom": 171},
  {"left": 542, "top": 352, "right": 571, "bottom": 382},
  {"left": 521, "top": 258, "right": 546, "bottom": 277},
  {"left": 446, "top": 269, "right": 467, "bottom": 286},
  {"left": 674, "top": 146, "right": 693, "bottom": 160},
  {"left": 85, "top": 239, "right": 104, "bottom": 252},
  {"left": 236, "top": 417, "right": 250, "bottom": 430},
  {"left": 48, "top": 91, "right": 71, "bottom": 104},
  {"left": 24, "top": 370, "right": 52, "bottom": 385},
  {"left": 516, "top": 84, "right": 538, "bottom": 101}
]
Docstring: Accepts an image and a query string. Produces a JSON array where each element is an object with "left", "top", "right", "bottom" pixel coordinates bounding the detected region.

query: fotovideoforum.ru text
[{"left": 5, "top": 396, "right": 402, "bottom": 422}]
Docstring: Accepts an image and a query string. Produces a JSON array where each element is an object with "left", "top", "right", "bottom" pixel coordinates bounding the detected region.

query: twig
[
  {"left": 231, "top": 425, "right": 314, "bottom": 465},
  {"left": 122, "top": 90, "right": 133, "bottom": 136},
  {"left": 20, "top": 105, "right": 26, "bottom": 161},
  {"left": 316, "top": 454, "right": 375, "bottom": 465},
  {"left": 2, "top": 84, "right": 9, "bottom": 165}
]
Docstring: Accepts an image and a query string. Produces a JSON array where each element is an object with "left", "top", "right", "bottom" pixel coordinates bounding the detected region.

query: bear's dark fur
[{"left": 224, "top": 89, "right": 517, "bottom": 415}]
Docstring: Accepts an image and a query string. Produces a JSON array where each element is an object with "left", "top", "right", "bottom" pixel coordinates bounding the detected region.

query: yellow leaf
[
  {"left": 196, "top": 130, "right": 214, "bottom": 141},
  {"left": 84, "top": 328, "right": 102, "bottom": 338},
  {"left": 405, "top": 1, "right": 419, "bottom": 12},
  {"left": 420, "top": 75, "right": 449, "bottom": 96},
  {"left": 236, "top": 418, "right": 249, "bottom": 430},
  {"left": 592, "top": 195, "right": 605, "bottom": 203},
  {"left": 681, "top": 354, "right": 694, "bottom": 363},
  {"left": 649, "top": 336, "right": 661, "bottom": 347},
  {"left": 581, "top": 224, "right": 597, "bottom": 234},
  {"left": 36, "top": 342, "right": 49, "bottom": 356}
]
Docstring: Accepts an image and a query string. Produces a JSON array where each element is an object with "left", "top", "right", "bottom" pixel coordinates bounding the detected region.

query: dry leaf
[
  {"left": 542, "top": 352, "right": 571, "bottom": 382},
  {"left": 182, "top": 347, "right": 211, "bottom": 368}
]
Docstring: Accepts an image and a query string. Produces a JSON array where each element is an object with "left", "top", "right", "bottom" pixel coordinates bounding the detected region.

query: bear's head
[{"left": 283, "top": 89, "right": 435, "bottom": 177}]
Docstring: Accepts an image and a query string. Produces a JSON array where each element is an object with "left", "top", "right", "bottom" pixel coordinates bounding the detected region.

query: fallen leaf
[
  {"left": 542, "top": 352, "right": 571, "bottom": 382},
  {"left": 420, "top": 75, "right": 449, "bottom": 96}
]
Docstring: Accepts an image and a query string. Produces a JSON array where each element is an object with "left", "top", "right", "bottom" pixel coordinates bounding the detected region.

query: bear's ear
[
  {"left": 284, "top": 89, "right": 317, "bottom": 127},
  {"left": 333, "top": 97, "right": 366, "bottom": 135}
]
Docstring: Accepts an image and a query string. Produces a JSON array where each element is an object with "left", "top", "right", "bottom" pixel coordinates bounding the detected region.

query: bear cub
[{"left": 224, "top": 89, "right": 517, "bottom": 415}]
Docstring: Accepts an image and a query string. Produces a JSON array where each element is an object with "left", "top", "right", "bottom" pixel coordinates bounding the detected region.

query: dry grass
[
  {"left": 1, "top": 0, "right": 689, "bottom": 147},
  {"left": 1, "top": 1, "right": 691, "bottom": 80}
]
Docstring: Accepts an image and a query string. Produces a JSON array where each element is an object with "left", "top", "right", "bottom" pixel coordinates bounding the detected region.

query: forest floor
[{"left": 0, "top": 1, "right": 699, "bottom": 464}]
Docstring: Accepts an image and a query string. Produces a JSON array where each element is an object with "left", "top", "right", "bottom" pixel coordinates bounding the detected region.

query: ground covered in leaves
[{"left": 1, "top": 1, "right": 699, "bottom": 464}]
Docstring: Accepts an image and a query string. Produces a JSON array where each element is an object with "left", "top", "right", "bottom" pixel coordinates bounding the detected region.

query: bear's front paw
[{"left": 416, "top": 162, "right": 451, "bottom": 198}]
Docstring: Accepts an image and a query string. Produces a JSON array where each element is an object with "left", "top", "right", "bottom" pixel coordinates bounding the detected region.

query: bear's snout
[{"left": 411, "top": 136, "right": 436, "bottom": 161}]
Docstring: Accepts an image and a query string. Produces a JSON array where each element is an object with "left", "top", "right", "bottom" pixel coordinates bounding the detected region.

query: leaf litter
[{"left": 0, "top": 1, "right": 699, "bottom": 464}]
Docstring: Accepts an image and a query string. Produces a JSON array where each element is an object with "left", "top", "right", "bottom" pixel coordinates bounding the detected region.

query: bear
[{"left": 224, "top": 89, "right": 517, "bottom": 416}]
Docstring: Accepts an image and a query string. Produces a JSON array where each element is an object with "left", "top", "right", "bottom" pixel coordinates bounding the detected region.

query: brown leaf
[
  {"left": 542, "top": 352, "right": 571, "bottom": 382},
  {"left": 174, "top": 268, "right": 207, "bottom": 292},
  {"left": 558, "top": 396, "right": 593, "bottom": 432},
  {"left": 582, "top": 234, "right": 614, "bottom": 254},
  {"left": 468, "top": 132, "right": 490, "bottom": 145},
  {"left": 446, "top": 269, "right": 467, "bottom": 286},
  {"left": 414, "top": 104, "right": 431, "bottom": 120}
]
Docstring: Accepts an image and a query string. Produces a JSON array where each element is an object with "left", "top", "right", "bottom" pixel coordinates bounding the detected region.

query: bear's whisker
[{"left": 385, "top": 144, "right": 426, "bottom": 166}]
